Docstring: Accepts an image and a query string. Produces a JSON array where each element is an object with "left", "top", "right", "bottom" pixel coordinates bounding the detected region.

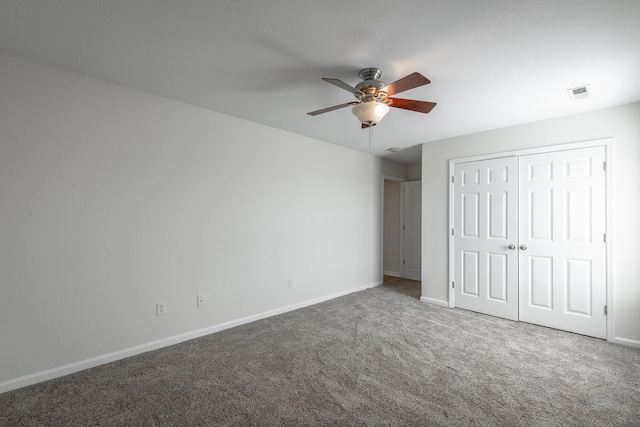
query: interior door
[
  {"left": 403, "top": 181, "right": 422, "bottom": 281},
  {"left": 453, "top": 157, "right": 519, "bottom": 320},
  {"left": 518, "top": 147, "right": 607, "bottom": 338}
]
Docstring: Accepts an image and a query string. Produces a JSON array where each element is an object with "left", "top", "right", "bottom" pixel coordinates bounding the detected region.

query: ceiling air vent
[{"left": 567, "top": 85, "right": 591, "bottom": 101}]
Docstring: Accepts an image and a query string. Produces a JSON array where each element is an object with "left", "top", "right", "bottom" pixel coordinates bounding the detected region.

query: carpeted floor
[{"left": 1, "top": 278, "right": 639, "bottom": 426}]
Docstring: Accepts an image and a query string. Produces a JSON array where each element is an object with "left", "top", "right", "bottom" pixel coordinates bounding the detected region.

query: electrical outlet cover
[
  {"left": 197, "top": 295, "right": 206, "bottom": 307},
  {"left": 156, "top": 302, "right": 167, "bottom": 316}
]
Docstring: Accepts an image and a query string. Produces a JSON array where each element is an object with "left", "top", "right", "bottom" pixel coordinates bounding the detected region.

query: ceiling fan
[{"left": 307, "top": 68, "right": 437, "bottom": 128}]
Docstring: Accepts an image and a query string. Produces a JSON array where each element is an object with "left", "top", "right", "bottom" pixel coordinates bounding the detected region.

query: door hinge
[
  {"left": 603, "top": 233, "right": 606, "bottom": 243},
  {"left": 403, "top": 225, "right": 406, "bottom": 230},
  {"left": 452, "top": 281, "right": 455, "bottom": 289},
  {"left": 603, "top": 161, "right": 606, "bottom": 171},
  {"left": 604, "top": 305, "right": 608, "bottom": 316},
  {"left": 451, "top": 228, "right": 455, "bottom": 236},
  {"left": 403, "top": 260, "right": 406, "bottom": 265},
  {"left": 451, "top": 176, "right": 455, "bottom": 183}
]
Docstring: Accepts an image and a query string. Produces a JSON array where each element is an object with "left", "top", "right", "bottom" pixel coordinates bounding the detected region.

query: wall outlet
[
  {"left": 288, "top": 279, "right": 294, "bottom": 288},
  {"left": 156, "top": 301, "right": 167, "bottom": 316},
  {"left": 197, "top": 295, "right": 206, "bottom": 307}
]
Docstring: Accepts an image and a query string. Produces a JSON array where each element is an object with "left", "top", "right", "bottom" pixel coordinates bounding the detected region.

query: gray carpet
[{"left": 1, "top": 279, "right": 639, "bottom": 426}]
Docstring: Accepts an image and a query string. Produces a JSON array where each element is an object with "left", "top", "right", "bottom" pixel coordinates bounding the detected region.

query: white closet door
[
  {"left": 518, "top": 147, "right": 607, "bottom": 338},
  {"left": 453, "top": 157, "right": 519, "bottom": 320}
]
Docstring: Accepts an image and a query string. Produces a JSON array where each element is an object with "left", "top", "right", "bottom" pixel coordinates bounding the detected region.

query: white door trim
[{"left": 448, "top": 138, "right": 613, "bottom": 340}]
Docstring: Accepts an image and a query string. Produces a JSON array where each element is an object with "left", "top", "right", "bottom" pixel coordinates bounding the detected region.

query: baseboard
[
  {"left": 383, "top": 271, "right": 400, "bottom": 277},
  {"left": 420, "top": 296, "right": 450, "bottom": 308},
  {"left": 610, "top": 336, "right": 640, "bottom": 349},
  {"left": 0, "top": 280, "right": 382, "bottom": 394}
]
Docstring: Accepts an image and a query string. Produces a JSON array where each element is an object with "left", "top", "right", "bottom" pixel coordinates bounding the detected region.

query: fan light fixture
[
  {"left": 307, "top": 68, "right": 436, "bottom": 132},
  {"left": 352, "top": 101, "right": 390, "bottom": 125}
]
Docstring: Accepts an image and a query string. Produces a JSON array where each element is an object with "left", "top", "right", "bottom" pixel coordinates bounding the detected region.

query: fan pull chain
[{"left": 368, "top": 122, "right": 373, "bottom": 149}]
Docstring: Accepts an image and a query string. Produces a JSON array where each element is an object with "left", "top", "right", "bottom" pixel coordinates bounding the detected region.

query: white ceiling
[{"left": 1, "top": 1, "right": 639, "bottom": 164}]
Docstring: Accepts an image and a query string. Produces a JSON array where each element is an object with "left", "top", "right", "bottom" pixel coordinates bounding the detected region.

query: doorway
[
  {"left": 383, "top": 179, "right": 403, "bottom": 278},
  {"left": 382, "top": 178, "right": 422, "bottom": 281},
  {"left": 402, "top": 181, "right": 422, "bottom": 281}
]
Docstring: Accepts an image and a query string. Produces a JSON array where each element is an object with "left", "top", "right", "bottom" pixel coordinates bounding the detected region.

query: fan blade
[
  {"left": 361, "top": 122, "right": 377, "bottom": 129},
  {"left": 388, "top": 98, "right": 437, "bottom": 114},
  {"left": 307, "top": 102, "right": 359, "bottom": 116},
  {"left": 322, "top": 78, "right": 364, "bottom": 95},
  {"left": 384, "top": 72, "right": 431, "bottom": 97}
]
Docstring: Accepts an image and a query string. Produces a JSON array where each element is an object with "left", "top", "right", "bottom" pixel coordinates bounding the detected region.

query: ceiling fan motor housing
[
  {"left": 355, "top": 68, "right": 387, "bottom": 102},
  {"left": 359, "top": 68, "right": 382, "bottom": 81}
]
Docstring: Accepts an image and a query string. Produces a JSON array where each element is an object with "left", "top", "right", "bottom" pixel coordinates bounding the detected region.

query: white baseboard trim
[
  {"left": 420, "top": 296, "right": 450, "bottom": 308},
  {"left": 0, "top": 280, "right": 382, "bottom": 394},
  {"left": 610, "top": 336, "right": 640, "bottom": 349},
  {"left": 383, "top": 271, "right": 400, "bottom": 277}
]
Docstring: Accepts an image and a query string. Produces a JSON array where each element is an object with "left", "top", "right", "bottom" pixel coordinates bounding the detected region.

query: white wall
[
  {"left": 0, "top": 52, "right": 387, "bottom": 391},
  {"left": 421, "top": 102, "right": 640, "bottom": 346},
  {"left": 383, "top": 180, "right": 402, "bottom": 275}
]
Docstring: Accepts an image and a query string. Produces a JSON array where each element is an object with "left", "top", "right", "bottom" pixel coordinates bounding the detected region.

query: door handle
[
  {"left": 508, "top": 244, "right": 516, "bottom": 250},
  {"left": 520, "top": 245, "right": 527, "bottom": 250}
]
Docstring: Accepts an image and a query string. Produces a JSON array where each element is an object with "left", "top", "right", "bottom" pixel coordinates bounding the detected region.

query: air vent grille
[{"left": 568, "top": 85, "right": 591, "bottom": 101}]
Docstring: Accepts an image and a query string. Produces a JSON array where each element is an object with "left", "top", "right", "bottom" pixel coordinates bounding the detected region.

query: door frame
[{"left": 448, "top": 138, "right": 613, "bottom": 339}]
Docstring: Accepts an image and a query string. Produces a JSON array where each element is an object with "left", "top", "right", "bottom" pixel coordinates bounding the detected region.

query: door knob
[
  {"left": 508, "top": 244, "right": 516, "bottom": 250},
  {"left": 520, "top": 245, "right": 527, "bottom": 250}
]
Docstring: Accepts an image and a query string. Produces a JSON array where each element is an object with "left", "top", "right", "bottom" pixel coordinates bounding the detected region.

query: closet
[{"left": 450, "top": 144, "right": 607, "bottom": 338}]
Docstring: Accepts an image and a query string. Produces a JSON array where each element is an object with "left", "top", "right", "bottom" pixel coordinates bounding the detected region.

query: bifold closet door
[
  {"left": 453, "top": 157, "right": 519, "bottom": 320},
  {"left": 518, "top": 147, "right": 607, "bottom": 338}
]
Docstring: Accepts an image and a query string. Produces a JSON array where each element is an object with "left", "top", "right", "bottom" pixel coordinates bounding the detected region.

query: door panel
[
  {"left": 462, "top": 192, "right": 479, "bottom": 237},
  {"left": 462, "top": 250, "right": 479, "bottom": 296},
  {"left": 488, "top": 253, "right": 507, "bottom": 301},
  {"left": 453, "top": 157, "right": 519, "bottom": 320},
  {"left": 518, "top": 147, "right": 606, "bottom": 338},
  {"left": 529, "top": 255, "right": 553, "bottom": 309},
  {"left": 530, "top": 188, "right": 553, "bottom": 240}
]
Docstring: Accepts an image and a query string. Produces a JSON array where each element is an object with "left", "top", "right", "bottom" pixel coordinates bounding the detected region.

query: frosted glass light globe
[{"left": 352, "top": 101, "right": 390, "bottom": 124}]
